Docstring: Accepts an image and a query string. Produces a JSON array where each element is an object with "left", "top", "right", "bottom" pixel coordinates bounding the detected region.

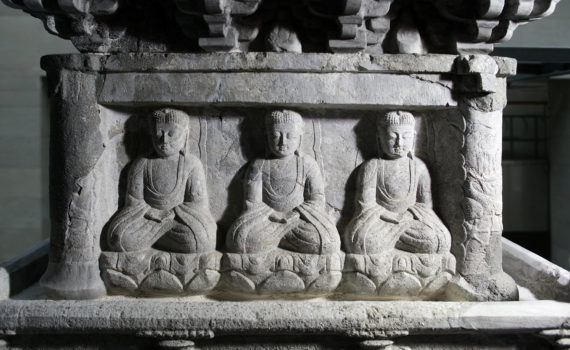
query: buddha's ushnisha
[
  {"left": 107, "top": 108, "right": 216, "bottom": 253},
  {"left": 344, "top": 111, "right": 451, "bottom": 255},
  {"left": 226, "top": 109, "right": 340, "bottom": 254}
]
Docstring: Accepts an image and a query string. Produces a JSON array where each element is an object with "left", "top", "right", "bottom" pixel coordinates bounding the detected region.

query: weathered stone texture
[
  {"left": 28, "top": 53, "right": 521, "bottom": 301},
  {"left": 0, "top": 0, "right": 566, "bottom": 346}
]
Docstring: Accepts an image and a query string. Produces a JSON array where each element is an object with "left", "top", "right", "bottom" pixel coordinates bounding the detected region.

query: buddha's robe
[
  {"left": 227, "top": 153, "right": 340, "bottom": 254},
  {"left": 107, "top": 154, "right": 216, "bottom": 253},
  {"left": 344, "top": 155, "right": 451, "bottom": 255}
]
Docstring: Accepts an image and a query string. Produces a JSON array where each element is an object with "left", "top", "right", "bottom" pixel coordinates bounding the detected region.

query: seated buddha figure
[
  {"left": 226, "top": 110, "right": 340, "bottom": 255},
  {"left": 344, "top": 111, "right": 451, "bottom": 255},
  {"left": 106, "top": 108, "right": 216, "bottom": 254}
]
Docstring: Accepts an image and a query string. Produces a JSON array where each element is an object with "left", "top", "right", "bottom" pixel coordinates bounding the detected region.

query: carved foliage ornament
[{"left": 2, "top": 0, "right": 559, "bottom": 54}]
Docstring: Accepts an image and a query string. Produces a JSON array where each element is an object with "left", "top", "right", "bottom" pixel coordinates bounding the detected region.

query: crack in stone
[{"left": 409, "top": 74, "right": 452, "bottom": 90}]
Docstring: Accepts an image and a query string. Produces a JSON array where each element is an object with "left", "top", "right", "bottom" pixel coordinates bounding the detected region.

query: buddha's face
[
  {"left": 152, "top": 121, "right": 187, "bottom": 157},
  {"left": 378, "top": 124, "right": 415, "bottom": 159},
  {"left": 267, "top": 122, "right": 302, "bottom": 158}
]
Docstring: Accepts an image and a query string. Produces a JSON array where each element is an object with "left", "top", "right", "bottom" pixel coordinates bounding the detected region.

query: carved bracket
[{"left": 1, "top": 0, "right": 560, "bottom": 53}]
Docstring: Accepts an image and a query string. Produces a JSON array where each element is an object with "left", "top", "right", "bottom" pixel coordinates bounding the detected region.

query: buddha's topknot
[
  {"left": 378, "top": 111, "right": 415, "bottom": 128},
  {"left": 265, "top": 109, "right": 303, "bottom": 130},
  {"left": 151, "top": 108, "right": 189, "bottom": 130}
]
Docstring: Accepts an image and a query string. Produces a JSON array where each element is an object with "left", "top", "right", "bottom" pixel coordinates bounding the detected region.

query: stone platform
[{"left": 0, "top": 296, "right": 568, "bottom": 349}]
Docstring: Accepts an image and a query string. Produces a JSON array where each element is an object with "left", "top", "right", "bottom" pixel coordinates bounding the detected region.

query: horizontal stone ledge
[
  {"left": 98, "top": 72, "right": 457, "bottom": 108},
  {"left": 0, "top": 299, "right": 568, "bottom": 336},
  {"left": 40, "top": 53, "right": 516, "bottom": 77}
]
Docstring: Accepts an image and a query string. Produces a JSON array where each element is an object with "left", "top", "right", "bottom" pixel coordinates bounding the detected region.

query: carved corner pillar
[
  {"left": 447, "top": 55, "right": 518, "bottom": 301},
  {"left": 39, "top": 57, "right": 107, "bottom": 299}
]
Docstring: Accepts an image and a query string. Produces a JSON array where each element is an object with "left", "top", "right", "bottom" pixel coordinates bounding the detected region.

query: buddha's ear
[
  {"left": 180, "top": 128, "right": 189, "bottom": 156},
  {"left": 264, "top": 134, "right": 272, "bottom": 158},
  {"left": 375, "top": 130, "right": 383, "bottom": 157},
  {"left": 295, "top": 133, "right": 303, "bottom": 155}
]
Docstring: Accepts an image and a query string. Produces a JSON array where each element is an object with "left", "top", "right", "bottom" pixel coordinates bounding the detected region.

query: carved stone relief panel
[
  {"left": 340, "top": 112, "right": 455, "bottom": 300},
  {"left": 100, "top": 108, "right": 219, "bottom": 296},
  {"left": 36, "top": 53, "right": 517, "bottom": 301},
  {"left": 94, "top": 106, "right": 463, "bottom": 299},
  {"left": 221, "top": 110, "right": 343, "bottom": 297}
]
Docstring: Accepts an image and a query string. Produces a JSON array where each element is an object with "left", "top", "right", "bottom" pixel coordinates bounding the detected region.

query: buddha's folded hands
[
  {"left": 268, "top": 210, "right": 300, "bottom": 224},
  {"left": 284, "top": 210, "right": 301, "bottom": 223},
  {"left": 397, "top": 226, "right": 439, "bottom": 254},
  {"left": 144, "top": 207, "right": 175, "bottom": 223},
  {"left": 268, "top": 212, "right": 286, "bottom": 223},
  {"left": 379, "top": 210, "right": 400, "bottom": 224}
]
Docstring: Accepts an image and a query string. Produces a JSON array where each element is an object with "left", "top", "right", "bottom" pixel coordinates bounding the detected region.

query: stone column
[
  {"left": 447, "top": 55, "right": 518, "bottom": 301},
  {"left": 39, "top": 57, "right": 106, "bottom": 299}
]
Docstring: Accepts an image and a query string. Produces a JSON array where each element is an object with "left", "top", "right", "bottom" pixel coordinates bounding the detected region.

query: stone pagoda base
[{"left": 1, "top": 238, "right": 569, "bottom": 349}]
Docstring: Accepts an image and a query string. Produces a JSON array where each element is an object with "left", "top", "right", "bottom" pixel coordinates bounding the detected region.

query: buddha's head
[
  {"left": 150, "top": 108, "right": 189, "bottom": 158},
  {"left": 265, "top": 109, "right": 303, "bottom": 158},
  {"left": 377, "top": 111, "right": 416, "bottom": 159}
]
